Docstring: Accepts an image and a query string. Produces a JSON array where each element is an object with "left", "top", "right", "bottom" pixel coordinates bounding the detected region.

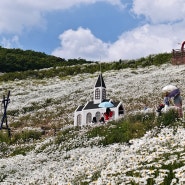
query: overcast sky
[{"left": 0, "top": 0, "right": 185, "bottom": 62}]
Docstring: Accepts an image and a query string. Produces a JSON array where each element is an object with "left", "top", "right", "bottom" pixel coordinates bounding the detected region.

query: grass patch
[
  {"left": 11, "top": 130, "right": 42, "bottom": 143},
  {"left": 0, "top": 129, "right": 43, "bottom": 144},
  {"left": 9, "top": 145, "right": 35, "bottom": 156},
  {"left": 85, "top": 110, "right": 179, "bottom": 146},
  {"left": 0, "top": 131, "right": 11, "bottom": 144},
  {"left": 157, "top": 109, "right": 179, "bottom": 127},
  {"left": 54, "top": 110, "right": 179, "bottom": 151},
  {"left": 86, "top": 112, "right": 156, "bottom": 146}
]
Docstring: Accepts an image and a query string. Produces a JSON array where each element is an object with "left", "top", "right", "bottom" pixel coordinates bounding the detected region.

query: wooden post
[{"left": 0, "top": 91, "right": 11, "bottom": 137}]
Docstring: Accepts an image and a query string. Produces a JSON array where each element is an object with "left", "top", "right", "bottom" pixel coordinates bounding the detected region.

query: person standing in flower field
[{"left": 173, "top": 92, "right": 183, "bottom": 118}]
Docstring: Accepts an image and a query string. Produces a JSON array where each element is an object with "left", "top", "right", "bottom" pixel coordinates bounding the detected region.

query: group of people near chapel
[
  {"left": 157, "top": 89, "right": 183, "bottom": 118},
  {"left": 92, "top": 108, "right": 113, "bottom": 124}
]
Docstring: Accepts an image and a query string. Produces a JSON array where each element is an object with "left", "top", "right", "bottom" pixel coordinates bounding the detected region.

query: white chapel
[{"left": 74, "top": 73, "right": 124, "bottom": 126}]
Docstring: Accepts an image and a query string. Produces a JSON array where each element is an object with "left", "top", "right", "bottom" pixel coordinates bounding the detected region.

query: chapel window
[
  {"left": 77, "top": 114, "right": 82, "bottom": 126},
  {"left": 102, "top": 89, "right": 106, "bottom": 100},
  {"left": 95, "top": 111, "right": 101, "bottom": 121},
  {"left": 95, "top": 88, "right": 100, "bottom": 99},
  {"left": 86, "top": 112, "right": 92, "bottom": 124}
]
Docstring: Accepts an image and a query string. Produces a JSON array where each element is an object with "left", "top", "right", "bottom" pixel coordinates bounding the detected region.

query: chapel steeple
[{"left": 93, "top": 73, "right": 106, "bottom": 104}]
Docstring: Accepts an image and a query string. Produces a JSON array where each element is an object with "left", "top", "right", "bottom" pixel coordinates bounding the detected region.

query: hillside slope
[
  {"left": 1, "top": 63, "right": 185, "bottom": 125},
  {"left": 0, "top": 47, "right": 91, "bottom": 73},
  {"left": 0, "top": 63, "right": 185, "bottom": 184}
]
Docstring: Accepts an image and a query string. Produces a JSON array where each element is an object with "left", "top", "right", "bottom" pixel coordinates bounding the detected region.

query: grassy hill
[
  {"left": 1, "top": 49, "right": 185, "bottom": 184},
  {"left": 0, "top": 46, "right": 92, "bottom": 73},
  {"left": 0, "top": 47, "right": 171, "bottom": 81}
]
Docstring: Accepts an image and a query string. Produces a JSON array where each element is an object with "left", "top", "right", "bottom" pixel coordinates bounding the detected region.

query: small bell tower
[{"left": 93, "top": 73, "right": 106, "bottom": 104}]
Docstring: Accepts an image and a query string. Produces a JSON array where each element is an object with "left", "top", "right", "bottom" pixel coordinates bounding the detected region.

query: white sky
[{"left": 0, "top": 0, "right": 185, "bottom": 61}]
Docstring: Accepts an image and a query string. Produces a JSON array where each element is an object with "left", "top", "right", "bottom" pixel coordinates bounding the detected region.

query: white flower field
[{"left": 1, "top": 63, "right": 185, "bottom": 184}]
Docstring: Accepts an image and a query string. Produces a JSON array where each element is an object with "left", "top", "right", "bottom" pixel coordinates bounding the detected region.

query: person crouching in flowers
[
  {"left": 173, "top": 92, "right": 183, "bottom": 118},
  {"left": 163, "top": 92, "right": 170, "bottom": 111}
]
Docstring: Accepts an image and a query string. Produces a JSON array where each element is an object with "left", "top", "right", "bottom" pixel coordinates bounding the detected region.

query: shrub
[
  {"left": 157, "top": 109, "right": 179, "bottom": 127},
  {"left": 11, "top": 130, "right": 42, "bottom": 143},
  {"left": 85, "top": 112, "right": 156, "bottom": 146},
  {"left": 10, "top": 145, "right": 35, "bottom": 156},
  {"left": 85, "top": 110, "right": 180, "bottom": 146},
  {"left": 0, "top": 131, "right": 11, "bottom": 144}
]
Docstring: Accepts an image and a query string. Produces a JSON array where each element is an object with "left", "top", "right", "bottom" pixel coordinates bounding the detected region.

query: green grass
[
  {"left": 85, "top": 112, "right": 157, "bottom": 146},
  {"left": 0, "top": 52, "right": 172, "bottom": 81},
  {"left": 11, "top": 130, "right": 43, "bottom": 143},
  {"left": 0, "top": 129, "right": 43, "bottom": 144},
  {"left": 54, "top": 109, "right": 180, "bottom": 149},
  {"left": 9, "top": 145, "right": 35, "bottom": 156},
  {"left": 0, "top": 109, "right": 180, "bottom": 164}
]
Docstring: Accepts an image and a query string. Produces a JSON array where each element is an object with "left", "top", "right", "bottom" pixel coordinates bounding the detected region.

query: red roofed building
[{"left": 172, "top": 41, "right": 185, "bottom": 65}]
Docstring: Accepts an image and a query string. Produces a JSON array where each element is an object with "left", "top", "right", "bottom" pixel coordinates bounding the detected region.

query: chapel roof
[
  {"left": 76, "top": 105, "right": 84, "bottom": 111},
  {"left": 81, "top": 100, "right": 121, "bottom": 110},
  {"left": 95, "top": 73, "right": 106, "bottom": 88},
  {"left": 83, "top": 101, "right": 99, "bottom": 110}
]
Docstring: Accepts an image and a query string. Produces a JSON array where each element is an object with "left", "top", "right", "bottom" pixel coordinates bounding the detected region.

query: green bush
[
  {"left": 157, "top": 109, "right": 179, "bottom": 127},
  {"left": 11, "top": 130, "right": 42, "bottom": 143},
  {"left": 0, "top": 131, "right": 11, "bottom": 143},
  {"left": 10, "top": 145, "right": 35, "bottom": 156},
  {"left": 85, "top": 112, "right": 156, "bottom": 146},
  {"left": 85, "top": 110, "right": 179, "bottom": 146}
]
